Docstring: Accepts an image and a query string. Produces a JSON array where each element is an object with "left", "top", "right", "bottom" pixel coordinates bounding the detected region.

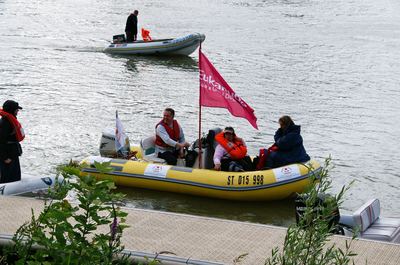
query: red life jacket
[
  {"left": 155, "top": 120, "right": 180, "bottom": 147},
  {"left": 256, "top": 144, "right": 279, "bottom": 170},
  {"left": 215, "top": 132, "right": 247, "bottom": 160},
  {"left": 0, "top": 109, "right": 25, "bottom": 142}
]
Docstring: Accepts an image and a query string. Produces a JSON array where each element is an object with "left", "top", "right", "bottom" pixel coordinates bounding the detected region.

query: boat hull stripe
[{"left": 81, "top": 167, "right": 321, "bottom": 192}]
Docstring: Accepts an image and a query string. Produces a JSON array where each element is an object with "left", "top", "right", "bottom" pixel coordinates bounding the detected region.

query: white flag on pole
[{"left": 115, "top": 110, "right": 128, "bottom": 152}]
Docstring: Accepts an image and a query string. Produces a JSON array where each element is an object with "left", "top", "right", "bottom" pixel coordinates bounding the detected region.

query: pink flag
[{"left": 199, "top": 50, "right": 258, "bottom": 129}]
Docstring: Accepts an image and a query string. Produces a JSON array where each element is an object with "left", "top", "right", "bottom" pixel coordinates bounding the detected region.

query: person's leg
[
  {"left": 158, "top": 151, "right": 178, "bottom": 165},
  {"left": 269, "top": 152, "right": 287, "bottom": 168},
  {"left": 0, "top": 161, "right": 5, "bottom": 183},
  {"left": 237, "top": 156, "right": 253, "bottom": 171},
  {"left": 0, "top": 158, "right": 21, "bottom": 183},
  {"left": 265, "top": 152, "right": 276, "bottom": 169},
  {"left": 133, "top": 30, "right": 138, "bottom": 41},
  {"left": 220, "top": 158, "right": 231, "bottom": 171},
  {"left": 12, "top": 157, "right": 21, "bottom": 182},
  {"left": 125, "top": 31, "right": 133, "bottom": 42},
  {"left": 228, "top": 161, "right": 244, "bottom": 172}
]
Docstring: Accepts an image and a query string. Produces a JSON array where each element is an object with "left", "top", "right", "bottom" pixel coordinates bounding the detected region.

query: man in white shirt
[{"left": 154, "top": 108, "right": 190, "bottom": 165}]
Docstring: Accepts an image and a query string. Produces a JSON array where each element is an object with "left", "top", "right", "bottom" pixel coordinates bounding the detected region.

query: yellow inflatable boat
[
  {"left": 81, "top": 129, "right": 321, "bottom": 201},
  {"left": 80, "top": 154, "right": 321, "bottom": 201}
]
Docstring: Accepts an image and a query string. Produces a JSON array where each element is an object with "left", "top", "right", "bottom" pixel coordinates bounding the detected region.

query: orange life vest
[
  {"left": 155, "top": 120, "right": 180, "bottom": 147},
  {"left": 215, "top": 132, "right": 247, "bottom": 160},
  {"left": 0, "top": 109, "right": 25, "bottom": 142},
  {"left": 141, "top": 28, "right": 152, "bottom": 42}
]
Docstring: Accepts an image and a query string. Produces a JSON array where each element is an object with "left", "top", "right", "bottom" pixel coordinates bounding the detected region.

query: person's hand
[
  {"left": 179, "top": 149, "right": 185, "bottom": 158},
  {"left": 214, "top": 164, "right": 221, "bottom": 171},
  {"left": 4, "top": 158, "right": 12, "bottom": 164},
  {"left": 176, "top": 142, "right": 190, "bottom": 149}
]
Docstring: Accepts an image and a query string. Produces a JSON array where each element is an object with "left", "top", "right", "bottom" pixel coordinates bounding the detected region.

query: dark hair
[
  {"left": 164, "top": 108, "right": 175, "bottom": 118},
  {"left": 279, "top": 115, "right": 294, "bottom": 130},
  {"left": 224, "top": 126, "right": 235, "bottom": 136}
]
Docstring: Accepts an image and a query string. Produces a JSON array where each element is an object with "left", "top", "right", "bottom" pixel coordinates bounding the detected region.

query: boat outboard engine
[
  {"left": 113, "top": 34, "right": 126, "bottom": 43},
  {"left": 191, "top": 128, "right": 222, "bottom": 169},
  {"left": 204, "top": 127, "right": 222, "bottom": 168},
  {"left": 99, "top": 128, "right": 130, "bottom": 158},
  {"left": 295, "top": 193, "right": 343, "bottom": 234}
]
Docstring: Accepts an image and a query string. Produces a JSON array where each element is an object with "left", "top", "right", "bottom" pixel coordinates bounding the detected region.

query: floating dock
[{"left": 0, "top": 196, "right": 399, "bottom": 264}]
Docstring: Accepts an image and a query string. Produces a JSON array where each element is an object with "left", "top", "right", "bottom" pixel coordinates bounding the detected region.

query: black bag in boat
[
  {"left": 113, "top": 34, "right": 126, "bottom": 43},
  {"left": 187, "top": 128, "right": 222, "bottom": 169},
  {"left": 185, "top": 150, "right": 198, "bottom": 168}
]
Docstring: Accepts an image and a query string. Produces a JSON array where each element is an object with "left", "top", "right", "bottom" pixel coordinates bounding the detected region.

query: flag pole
[
  {"left": 198, "top": 43, "right": 202, "bottom": 169},
  {"left": 115, "top": 110, "right": 119, "bottom": 157}
]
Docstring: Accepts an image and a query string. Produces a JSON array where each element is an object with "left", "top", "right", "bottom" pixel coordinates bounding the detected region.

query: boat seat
[
  {"left": 353, "top": 199, "right": 400, "bottom": 243},
  {"left": 140, "top": 136, "right": 166, "bottom": 164}
]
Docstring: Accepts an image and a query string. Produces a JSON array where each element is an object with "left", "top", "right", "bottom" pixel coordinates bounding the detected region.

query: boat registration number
[{"left": 227, "top": 175, "right": 264, "bottom": 186}]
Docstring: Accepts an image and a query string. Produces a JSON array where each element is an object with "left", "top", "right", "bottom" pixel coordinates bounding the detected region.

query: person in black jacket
[
  {"left": 125, "top": 10, "right": 139, "bottom": 42},
  {"left": 0, "top": 100, "right": 23, "bottom": 183},
  {"left": 265, "top": 115, "right": 310, "bottom": 168}
]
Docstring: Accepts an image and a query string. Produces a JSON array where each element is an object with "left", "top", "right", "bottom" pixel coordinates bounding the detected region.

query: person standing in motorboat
[
  {"left": 0, "top": 100, "right": 24, "bottom": 183},
  {"left": 213, "top": 127, "right": 253, "bottom": 172},
  {"left": 155, "top": 108, "right": 190, "bottom": 165},
  {"left": 125, "top": 10, "right": 139, "bottom": 42},
  {"left": 264, "top": 115, "right": 310, "bottom": 169}
]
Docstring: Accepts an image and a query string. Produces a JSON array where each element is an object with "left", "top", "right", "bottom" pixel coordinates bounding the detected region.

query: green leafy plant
[
  {"left": 266, "top": 157, "right": 357, "bottom": 265},
  {"left": 3, "top": 161, "right": 130, "bottom": 265}
]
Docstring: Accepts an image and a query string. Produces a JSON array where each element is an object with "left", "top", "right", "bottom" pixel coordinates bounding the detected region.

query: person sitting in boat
[
  {"left": 125, "top": 10, "right": 139, "bottom": 42},
  {"left": 155, "top": 108, "right": 190, "bottom": 165},
  {"left": 213, "top": 127, "right": 253, "bottom": 172},
  {"left": 264, "top": 115, "right": 310, "bottom": 169}
]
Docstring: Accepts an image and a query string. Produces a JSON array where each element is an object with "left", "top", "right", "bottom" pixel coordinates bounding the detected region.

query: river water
[{"left": 1, "top": 0, "right": 399, "bottom": 226}]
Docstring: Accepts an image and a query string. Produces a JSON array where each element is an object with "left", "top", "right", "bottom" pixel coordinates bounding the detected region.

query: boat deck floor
[{"left": 0, "top": 196, "right": 399, "bottom": 264}]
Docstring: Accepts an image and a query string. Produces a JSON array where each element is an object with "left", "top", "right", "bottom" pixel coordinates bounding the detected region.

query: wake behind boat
[{"left": 104, "top": 33, "right": 205, "bottom": 56}]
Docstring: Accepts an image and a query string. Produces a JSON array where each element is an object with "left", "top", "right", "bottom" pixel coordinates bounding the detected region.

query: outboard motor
[
  {"left": 204, "top": 128, "right": 222, "bottom": 168},
  {"left": 191, "top": 128, "right": 222, "bottom": 169},
  {"left": 113, "top": 34, "right": 126, "bottom": 43},
  {"left": 295, "top": 193, "right": 343, "bottom": 234},
  {"left": 99, "top": 128, "right": 130, "bottom": 158}
]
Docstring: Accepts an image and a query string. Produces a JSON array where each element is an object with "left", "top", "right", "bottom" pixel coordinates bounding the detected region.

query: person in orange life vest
[
  {"left": 141, "top": 28, "right": 152, "bottom": 42},
  {"left": 0, "top": 100, "right": 24, "bottom": 183},
  {"left": 264, "top": 115, "right": 310, "bottom": 169},
  {"left": 213, "top": 127, "right": 253, "bottom": 172},
  {"left": 155, "top": 108, "right": 190, "bottom": 165}
]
